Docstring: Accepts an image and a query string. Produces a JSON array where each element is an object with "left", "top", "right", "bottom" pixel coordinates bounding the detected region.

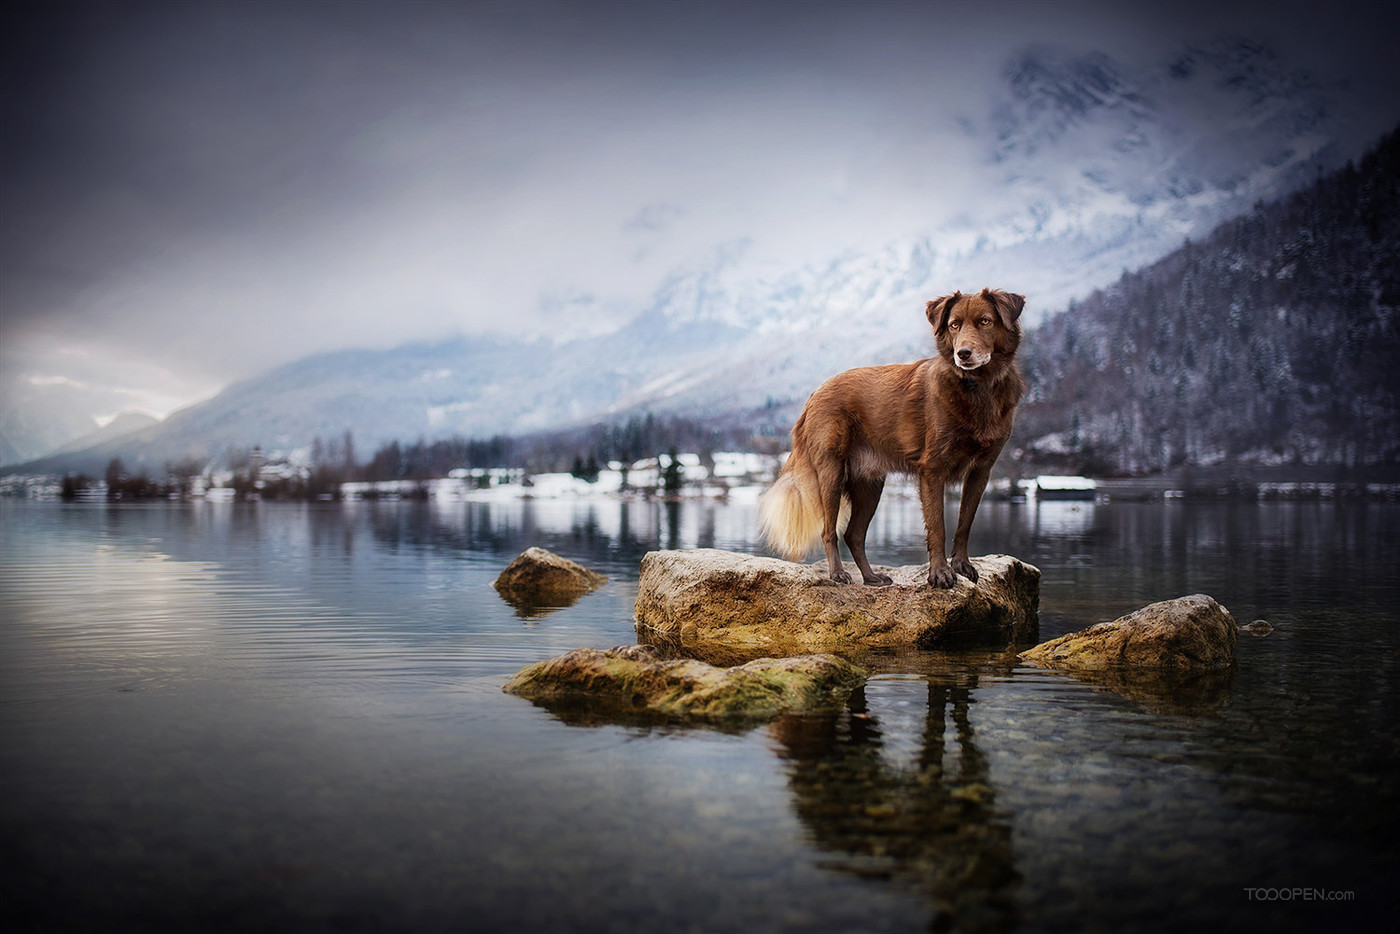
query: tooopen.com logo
[{"left": 1243, "top": 888, "right": 1356, "bottom": 902}]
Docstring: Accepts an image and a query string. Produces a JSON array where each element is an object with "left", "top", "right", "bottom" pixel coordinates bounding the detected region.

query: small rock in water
[
  {"left": 492, "top": 547, "right": 607, "bottom": 618},
  {"left": 1240, "top": 619, "right": 1274, "bottom": 636}
]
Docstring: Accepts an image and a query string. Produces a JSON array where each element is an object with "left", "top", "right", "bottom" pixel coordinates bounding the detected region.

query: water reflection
[
  {"left": 495, "top": 587, "right": 588, "bottom": 621},
  {"left": 341, "top": 497, "right": 755, "bottom": 577},
  {"left": 771, "top": 667, "right": 1019, "bottom": 934},
  {"left": 5, "top": 499, "right": 1397, "bottom": 934},
  {"left": 1025, "top": 665, "right": 1238, "bottom": 717},
  {"left": 1026, "top": 500, "right": 1096, "bottom": 538},
  {"left": 505, "top": 690, "right": 758, "bottom": 734},
  {"left": 517, "top": 646, "right": 1027, "bottom": 931}
]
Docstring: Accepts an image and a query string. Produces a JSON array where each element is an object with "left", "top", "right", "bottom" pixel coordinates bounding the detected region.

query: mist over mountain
[
  {"left": 6, "top": 39, "right": 1386, "bottom": 477},
  {"left": 0, "top": 380, "right": 99, "bottom": 466},
  {"left": 46, "top": 412, "right": 159, "bottom": 459}
]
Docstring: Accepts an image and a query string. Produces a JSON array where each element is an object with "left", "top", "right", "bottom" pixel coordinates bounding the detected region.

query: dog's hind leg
[
  {"left": 843, "top": 477, "right": 892, "bottom": 586},
  {"left": 815, "top": 459, "right": 852, "bottom": 584}
]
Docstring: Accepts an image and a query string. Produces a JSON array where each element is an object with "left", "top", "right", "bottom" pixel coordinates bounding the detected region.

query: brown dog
[{"left": 759, "top": 288, "right": 1026, "bottom": 588}]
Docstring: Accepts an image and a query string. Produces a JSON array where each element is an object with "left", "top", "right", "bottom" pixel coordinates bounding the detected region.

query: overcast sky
[{"left": 3, "top": 0, "right": 1397, "bottom": 422}]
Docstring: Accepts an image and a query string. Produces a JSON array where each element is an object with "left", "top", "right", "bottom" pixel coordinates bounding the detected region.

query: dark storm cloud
[{"left": 2, "top": 0, "right": 1396, "bottom": 418}]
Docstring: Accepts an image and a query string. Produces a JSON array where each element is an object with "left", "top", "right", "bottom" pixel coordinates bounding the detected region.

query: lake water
[{"left": 1, "top": 497, "right": 1396, "bottom": 933}]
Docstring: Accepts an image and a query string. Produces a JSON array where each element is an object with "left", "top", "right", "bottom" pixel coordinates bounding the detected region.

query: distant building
[{"left": 1029, "top": 475, "right": 1098, "bottom": 501}]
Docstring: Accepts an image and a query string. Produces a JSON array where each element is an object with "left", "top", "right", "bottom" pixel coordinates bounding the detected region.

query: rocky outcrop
[
  {"left": 502, "top": 644, "right": 867, "bottom": 721},
  {"left": 1019, "top": 594, "right": 1238, "bottom": 672},
  {"left": 633, "top": 549, "right": 1039, "bottom": 653},
  {"left": 492, "top": 547, "right": 607, "bottom": 618}
]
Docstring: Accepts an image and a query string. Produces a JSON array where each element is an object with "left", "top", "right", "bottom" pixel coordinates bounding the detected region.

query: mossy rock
[
  {"left": 503, "top": 644, "right": 868, "bottom": 721},
  {"left": 1019, "top": 594, "right": 1237, "bottom": 672}
]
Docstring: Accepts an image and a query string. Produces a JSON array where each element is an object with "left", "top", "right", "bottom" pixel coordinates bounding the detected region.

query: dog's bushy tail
[{"left": 758, "top": 447, "right": 849, "bottom": 561}]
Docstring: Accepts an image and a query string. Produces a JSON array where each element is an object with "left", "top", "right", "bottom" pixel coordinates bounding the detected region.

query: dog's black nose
[{"left": 957, "top": 347, "right": 973, "bottom": 360}]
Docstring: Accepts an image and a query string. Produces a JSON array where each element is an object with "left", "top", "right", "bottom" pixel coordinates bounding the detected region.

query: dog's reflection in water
[{"left": 770, "top": 673, "right": 1020, "bottom": 931}]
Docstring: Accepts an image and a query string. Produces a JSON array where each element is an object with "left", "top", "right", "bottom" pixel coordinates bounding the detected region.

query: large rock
[
  {"left": 493, "top": 547, "right": 607, "bottom": 618},
  {"left": 633, "top": 549, "right": 1039, "bottom": 653},
  {"left": 1019, "top": 594, "right": 1238, "bottom": 672},
  {"left": 502, "top": 644, "right": 868, "bottom": 721}
]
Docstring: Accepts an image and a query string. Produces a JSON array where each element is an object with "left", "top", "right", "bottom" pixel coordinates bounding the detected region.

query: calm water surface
[{"left": 1, "top": 497, "right": 1396, "bottom": 933}]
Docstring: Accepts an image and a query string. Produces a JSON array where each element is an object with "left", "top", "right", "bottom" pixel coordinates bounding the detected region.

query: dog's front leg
[
  {"left": 950, "top": 461, "right": 994, "bottom": 584},
  {"left": 919, "top": 472, "right": 956, "bottom": 588}
]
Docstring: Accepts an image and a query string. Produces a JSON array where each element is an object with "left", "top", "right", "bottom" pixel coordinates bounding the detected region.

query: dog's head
[{"left": 926, "top": 288, "right": 1024, "bottom": 372}]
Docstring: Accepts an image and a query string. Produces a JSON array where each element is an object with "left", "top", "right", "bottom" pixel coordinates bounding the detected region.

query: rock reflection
[
  {"left": 1030, "top": 664, "right": 1237, "bottom": 716},
  {"left": 771, "top": 672, "right": 1020, "bottom": 934},
  {"left": 510, "top": 694, "right": 756, "bottom": 733},
  {"left": 495, "top": 591, "right": 579, "bottom": 620}
]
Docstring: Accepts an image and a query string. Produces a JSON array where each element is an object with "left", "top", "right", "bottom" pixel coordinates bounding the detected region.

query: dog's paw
[
  {"left": 927, "top": 564, "right": 958, "bottom": 589},
  {"left": 862, "top": 572, "right": 894, "bottom": 587},
  {"left": 950, "top": 557, "right": 979, "bottom": 584},
  {"left": 829, "top": 567, "right": 853, "bottom": 585}
]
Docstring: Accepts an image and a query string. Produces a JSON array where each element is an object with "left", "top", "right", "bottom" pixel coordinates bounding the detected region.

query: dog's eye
[
  {"left": 949, "top": 320, "right": 960, "bottom": 330},
  {"left": 979, "top": 317, "right": 993, "bottom": 327}
]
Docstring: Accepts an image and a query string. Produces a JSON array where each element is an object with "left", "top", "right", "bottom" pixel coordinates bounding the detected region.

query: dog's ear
[
  {"left": 982, "top": 288, "right": 1025, "bottom": 330},
  {"left": 926, "top": 291, "right": 961, "bottom": 334}
]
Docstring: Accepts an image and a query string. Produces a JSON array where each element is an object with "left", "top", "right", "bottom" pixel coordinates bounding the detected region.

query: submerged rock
[
  {"left": 493, "top": 547, "right": 607, "bottom": 618},
  {"left": 1019, "top": 594, "right": 1238, "bottom": 672},
  {"left": 633, "top": 548, "right": 1039, "bottom": 653},
  {"left": 1240, "top": 619, "right": 1274, "bottom": 636},
  {"left": 503, "top": 644, "right": 868, "bottom": 721}
]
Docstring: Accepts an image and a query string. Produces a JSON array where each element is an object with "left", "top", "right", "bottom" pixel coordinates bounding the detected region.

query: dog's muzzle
[{"left": 955, "top": 347, "right": 991, "bottom": 370}]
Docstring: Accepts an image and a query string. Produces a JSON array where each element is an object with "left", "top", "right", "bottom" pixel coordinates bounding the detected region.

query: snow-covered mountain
[
  {"left": 596, "top": 39, "right": 1356, "bottom": 412},
  {"left": 9, "top": 39, "right": 1371, "bottom": 472}
]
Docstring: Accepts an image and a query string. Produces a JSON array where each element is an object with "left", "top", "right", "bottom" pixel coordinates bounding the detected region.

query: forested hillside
[{"left": 1018, "top": 127, "right": 1399, "bottom": 475}]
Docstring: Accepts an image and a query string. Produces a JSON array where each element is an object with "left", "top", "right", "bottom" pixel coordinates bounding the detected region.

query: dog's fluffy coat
[{"left": 758, "top": 288, "right": 1026, "bottom": 588}]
